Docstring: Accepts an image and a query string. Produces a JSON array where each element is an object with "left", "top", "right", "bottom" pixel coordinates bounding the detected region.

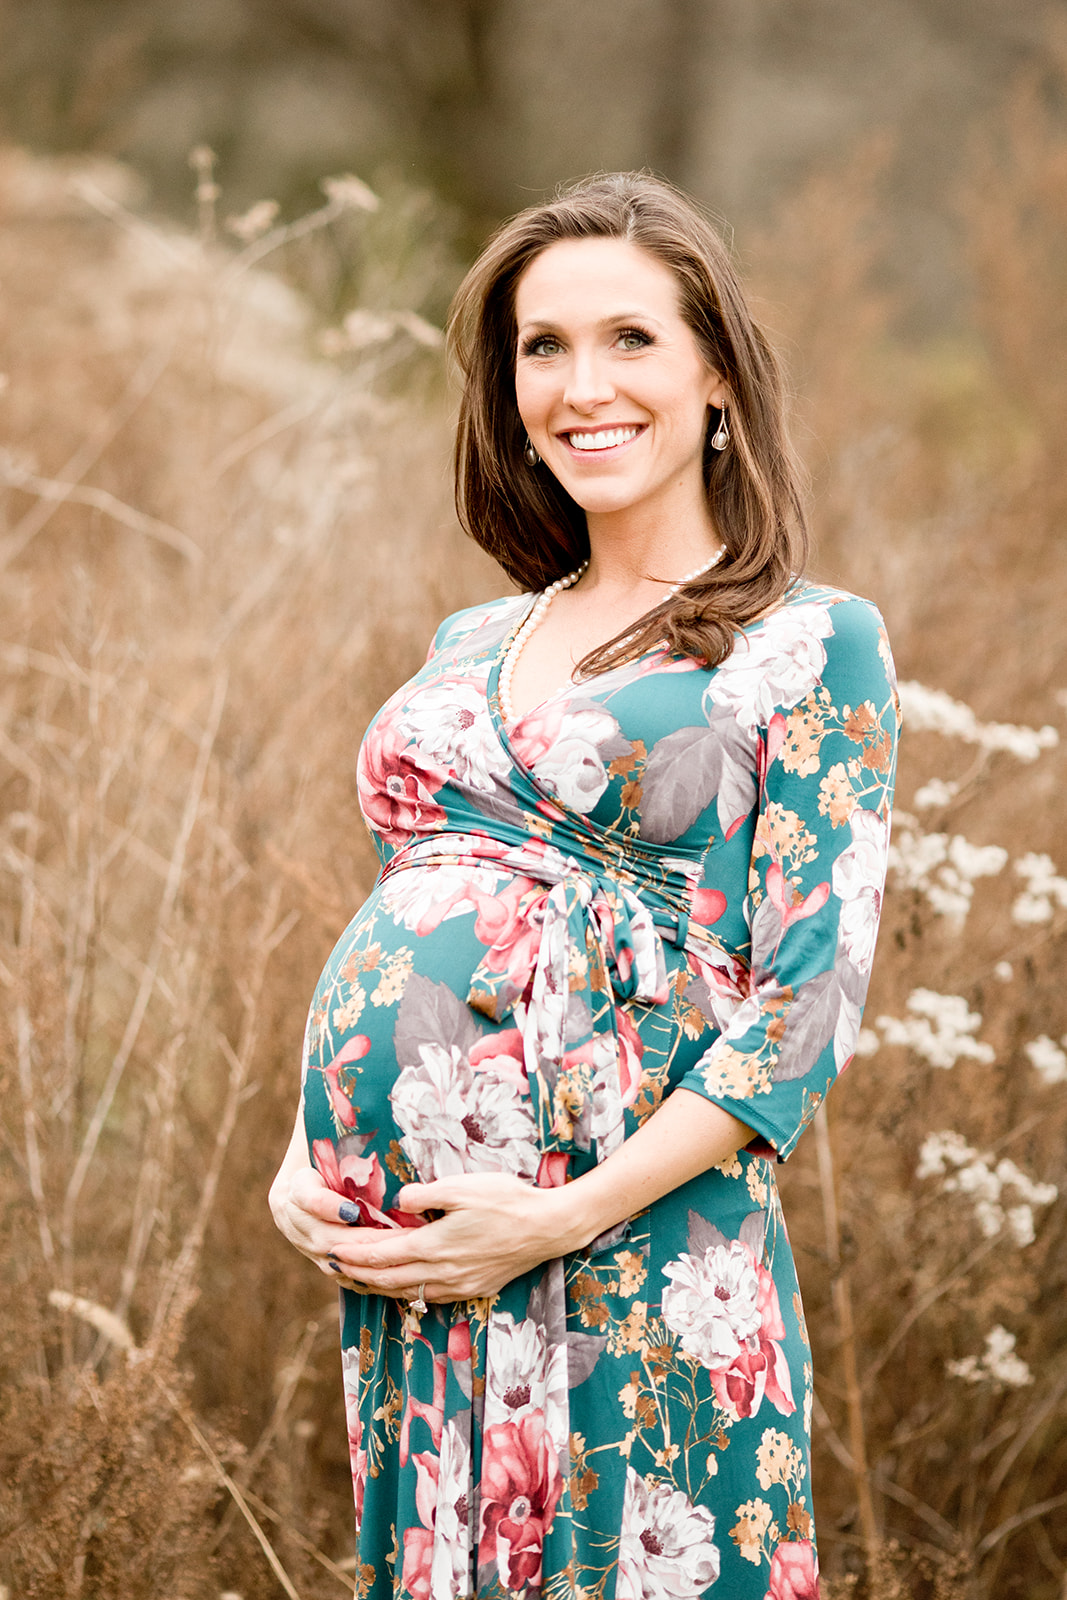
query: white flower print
[
  {"left": 530, "top": 706, "right": 621, "bottom": 813},
  {"left": 589, "top": 1031, "right": 629, "bottom": 1156},
  {"left": 391, "top": 1042, "right": 540, "bottom": 1181},
  {"left": 379, "top": 861, "right": 503, "bottom": 932},
  {"left": 429, "top": 1419, "right": 472, "bottom": 1600},
  {"left": 832, "top": 808, "right": 888, "bottom": 974},
  {"left": 397, "top": 679, "right": 512, "bottom": 792},
  {"left": 340, "top": 1346, "right": 368, "bottom": 1528},
  {"left": 616, "top": 1467, "right": 720, "bottom": 1599},
  {"left": 661, "top": 1240, "right": 761, "bottom": 1367},
  {"left": 709, "top": 602, "right": 834, "bottom": 735},
  {"left": 484, "top": 1311, "right": 570, "bottom": 1458}
]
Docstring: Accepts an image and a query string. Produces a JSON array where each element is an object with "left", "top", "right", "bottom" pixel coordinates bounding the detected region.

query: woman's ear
[{"left": 706, "top": 373, "right": 728, "bottom": 411}]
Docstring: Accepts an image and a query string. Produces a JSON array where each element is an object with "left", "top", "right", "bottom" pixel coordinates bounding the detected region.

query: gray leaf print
[
  {"left": 773, "top": 968, "right": 842, "bottom": 1081},
  {"left": 687, "top": 1208, "right": 730, "bottom": 1257},
  {"left": 393, "top": 973, "right": 483, "bottom": 1068},
  {"left": 639, "top": 716, "right": 755, "bottom": 844},
  {"left": 738, "top": 1209, "right": 768, "bottom": 1260},
  {"left": 566, "top": 1330, "right": 609, "bottom": 1387}
]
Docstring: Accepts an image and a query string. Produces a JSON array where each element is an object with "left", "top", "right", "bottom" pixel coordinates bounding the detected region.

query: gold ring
[{"left": 410, "top": 1282, "right": 428, "bottom": 1314}]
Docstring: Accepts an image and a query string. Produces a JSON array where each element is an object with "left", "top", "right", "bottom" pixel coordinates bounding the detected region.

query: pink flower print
[
  {"left": 469, "top": 1029, "right": 528, "bottom": 1094},
  {"left": 396, "top": 676, "right": 511, "bottom": 793},
  {"left": 319, "top": 1033, "right": 370, "bottom": 1129},
  {"left": 357, "top": 732, "right": 447, "bottom": 846},
  {"left": 402, "top": 1421, "right": 472, "bottom": 1600},
  {"left": 340, "top": 1348, "right": 368, "bottom": 1529},
  {"left": 765, "top": 862, "right": 831, "bottom": 951},
  {"left": 400, "top": 1333, "right": 447, "bottom": 1465},
  {"left": 692, "top": 886, "right": 727, "bottom": 926},
  {"left": 508, "top": 700, "right": 566, "bottom": 765},
  {"left": 484, "top": 1311, "right": 570, "bottom": 1458},
  {"left": 765, "top": 1538, "right": 820, "bottom": 1600},
  {"left": 478, "top": 1413, "right": 563, "bottom": 1592},
  {"left": 709, "top": 1261, "right": 796, "bottom": 1422},
  {"left": 535, "top": 1150, "right": 570, "bottom": 1188},
  {"left": 471, "top": 879, "right": 547, "bottom": 996},
  {"left": 311, "top": 1132, "right": 424, "bottom": 1231},
  {"left": 615, "top": 1006, "right": 645, "bottom": 1109},
  {"left": 447, "top": 1318, "right": 472, "bottom": 1367},
  {"left": 401, "top": 1523, "right": 433, "bottom": 1600},
  {"left": 758, "top": 711, "right": 789, "bottom": 788},
  {"left": 662, "top": 1238, "right": 795, "bottom": 1420}
]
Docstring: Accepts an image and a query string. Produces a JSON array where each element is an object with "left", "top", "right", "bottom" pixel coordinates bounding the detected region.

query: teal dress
[{"left": 301, "top": 580, "right": 899, "bottom": 1600}]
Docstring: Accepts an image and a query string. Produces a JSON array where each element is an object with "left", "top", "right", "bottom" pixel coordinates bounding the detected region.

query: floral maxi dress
[{"left": 300, "top": 580, "right": 899, "bottom": 1600}]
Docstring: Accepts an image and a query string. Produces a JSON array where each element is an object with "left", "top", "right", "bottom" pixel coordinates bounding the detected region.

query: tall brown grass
[{"left": 0, "top": 77, "right": 1064, "bottom": 1599}]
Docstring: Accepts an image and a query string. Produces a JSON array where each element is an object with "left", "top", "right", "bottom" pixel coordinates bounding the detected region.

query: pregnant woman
[{"left": 270, "top": 172, "right": 899, "bottom": 1600}]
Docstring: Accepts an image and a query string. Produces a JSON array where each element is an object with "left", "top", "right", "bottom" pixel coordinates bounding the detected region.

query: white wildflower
[
  {"left": 226, "top": 199, "right": 279, "bottom": 241},
  {"left": 321, "top": 173, "right": 380, "bottom": 212},
  {"left": 994, "top": 961, "right": 1013, "bottom": 982},
  {"left": 947, "top": 1325, "right": 1032, "bottom": 1389},
  {"left": 876, "top": 989, "right": 994, "bottom": 1069},
  {"left": 914, "top": 777, "right": 959, "bottom": 810},
  {"left": 854, "top": 1028, "right": 881, "bottom": 1058},
  {"left": 1012, "top": 852, "right": 1067, "bottom": 925},
  {"left": 889, "top": 817, "right": 1006, "bottom": 925},
  {"left": 917, "top": 1131, "right": 1057, "bottom": 1243},
  {"left": 339, "top": 309, "right": 397, "bottom": 349},
  {"left": 1023, "top": 1035, "right": 1067, "bottom": 1086},
  {"left": 898, "top": 681, "right": 1058, "bottom": 762}
]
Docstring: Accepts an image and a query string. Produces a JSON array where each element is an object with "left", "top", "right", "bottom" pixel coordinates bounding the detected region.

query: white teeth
[{"left": 567, "top": 426, "right": 639, "bottom": 451}]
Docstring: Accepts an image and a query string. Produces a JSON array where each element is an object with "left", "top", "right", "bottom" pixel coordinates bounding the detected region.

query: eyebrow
[{"left": 516, "top": 310, "right": 667, "bottom": 336}]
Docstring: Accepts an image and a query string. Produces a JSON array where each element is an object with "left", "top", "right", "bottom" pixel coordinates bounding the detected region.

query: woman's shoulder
[
  {"left": 755, "top": 578, "right": 893, "bottom": 656},
  {"left": 427, "top": 591, "right": 529, "bottom": 660},
  {"left": 721, "top": 577, "right": 896, "bottom": 711},
  {"left": 777, "top": 576, "right": 886, "bottom": 621}
]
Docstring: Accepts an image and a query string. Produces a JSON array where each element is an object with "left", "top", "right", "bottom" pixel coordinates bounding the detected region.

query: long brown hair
[{"left": 447, "top": 172, "right": 809, "bottom": 672}]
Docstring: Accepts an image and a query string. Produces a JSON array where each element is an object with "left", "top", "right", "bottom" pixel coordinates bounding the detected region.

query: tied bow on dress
[{"left": 376, "top": 832, "right": 748, "bottom": 1182}]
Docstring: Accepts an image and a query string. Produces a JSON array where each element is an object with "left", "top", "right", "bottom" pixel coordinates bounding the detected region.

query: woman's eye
[
  {"left": 618, "top": 329, "right": 652, "bottom": 351},
  {"left": 522, "top": 335, "right": 561, "bottom": 357}
]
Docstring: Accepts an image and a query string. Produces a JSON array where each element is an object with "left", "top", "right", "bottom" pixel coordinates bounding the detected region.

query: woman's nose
[{"left": 563, "top": 348, "right": 615, "bottom": 412}]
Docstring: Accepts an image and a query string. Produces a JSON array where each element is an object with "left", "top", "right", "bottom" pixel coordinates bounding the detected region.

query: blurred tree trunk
[{"left": 649, "top": 0, "right": 721, "bottom": 191}]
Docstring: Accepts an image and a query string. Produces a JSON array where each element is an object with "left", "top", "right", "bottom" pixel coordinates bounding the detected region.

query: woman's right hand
[{"left": 268, "top": 1112, "right": 377, "bottom": 1289}]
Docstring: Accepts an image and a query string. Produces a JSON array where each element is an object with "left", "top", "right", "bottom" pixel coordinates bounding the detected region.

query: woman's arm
[{"left": 272, "top": 1090, "right": 753, "bottom": 1303}]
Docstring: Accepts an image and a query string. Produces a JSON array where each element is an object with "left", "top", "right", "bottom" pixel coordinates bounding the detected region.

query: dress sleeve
[{"left": 677, "top": 597, "right": 900, "bottom": 1159}]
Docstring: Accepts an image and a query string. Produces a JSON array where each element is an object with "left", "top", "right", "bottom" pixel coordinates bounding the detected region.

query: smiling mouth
[{"left": 563, "top": 425, "right": 643, "bottom": 452}]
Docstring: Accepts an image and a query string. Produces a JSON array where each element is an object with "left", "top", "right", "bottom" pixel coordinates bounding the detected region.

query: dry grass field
[{"left": 0, "top": 74, "right": 1065, "bottom": 1600}]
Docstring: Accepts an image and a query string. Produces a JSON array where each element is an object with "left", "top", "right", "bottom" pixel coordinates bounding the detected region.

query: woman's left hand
[{"left": 308, "top": 1172, "right": 581, "bottom": 1303}]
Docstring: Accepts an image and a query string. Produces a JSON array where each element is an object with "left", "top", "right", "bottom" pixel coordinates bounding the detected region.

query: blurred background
[{"left": 0, "top": 3, "right": 1065, "bottom": 1598}]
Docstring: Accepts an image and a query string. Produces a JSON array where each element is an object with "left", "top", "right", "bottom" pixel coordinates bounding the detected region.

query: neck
[{"left": 582, "top": 490, "right": 721, "bottom": 597}]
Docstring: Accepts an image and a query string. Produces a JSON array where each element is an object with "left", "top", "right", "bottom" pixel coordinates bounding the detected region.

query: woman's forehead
[{"left": 514, "top": 237, "right": 683, "bottom": 326}]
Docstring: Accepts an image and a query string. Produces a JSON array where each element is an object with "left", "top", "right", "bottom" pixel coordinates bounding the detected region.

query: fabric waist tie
[{"left": 375, "top": 832, "right": 747, "bottom": 1171}]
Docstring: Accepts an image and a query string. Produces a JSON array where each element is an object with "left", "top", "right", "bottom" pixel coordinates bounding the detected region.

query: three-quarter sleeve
[{"left": 677, "top": 596, "right": 900, "bottom": 1159}]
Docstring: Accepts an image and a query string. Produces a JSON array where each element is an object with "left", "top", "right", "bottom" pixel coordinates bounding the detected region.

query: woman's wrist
[{"left": 535, "top": 1169, "right": 620, "bottom": 1257}]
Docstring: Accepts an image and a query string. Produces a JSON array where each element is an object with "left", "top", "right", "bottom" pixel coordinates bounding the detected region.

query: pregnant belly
[{"left": 300, "top": 882, "right": 555, "bottom": 1222}]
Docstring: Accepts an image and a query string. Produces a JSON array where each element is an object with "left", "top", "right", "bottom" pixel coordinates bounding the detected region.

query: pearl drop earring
[
  {"left": 711, "top": 406, "right": 730, "bottom": 451},
  {"left": 524, "top": 437, "right": 540, "bottom": 466}
]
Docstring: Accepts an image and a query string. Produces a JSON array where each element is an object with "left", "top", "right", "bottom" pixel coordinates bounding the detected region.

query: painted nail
[
  {"left": 338, "top": 1201, "right": 361, "bottom": 1226},
  {"left": 328, "top": 1260, "right": 343, "bottom": 1274}
]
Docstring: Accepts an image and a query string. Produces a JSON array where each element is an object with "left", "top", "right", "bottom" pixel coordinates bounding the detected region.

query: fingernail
[
  {"left": 328, "top": 1260, "right": 343, "bottom": 1274},
  {"left": 338, "top": 1201, "right": 361, "bottom": 1226}
]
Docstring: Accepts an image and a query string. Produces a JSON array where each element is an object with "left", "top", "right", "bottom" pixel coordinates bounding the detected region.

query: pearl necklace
[{"left": 497, "top": 545, "right": 727, "bottom": 725}]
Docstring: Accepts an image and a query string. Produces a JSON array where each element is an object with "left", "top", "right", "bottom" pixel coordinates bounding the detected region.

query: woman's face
[{"left": 513, "top": 236, "right": 725, "bottom": 525}]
